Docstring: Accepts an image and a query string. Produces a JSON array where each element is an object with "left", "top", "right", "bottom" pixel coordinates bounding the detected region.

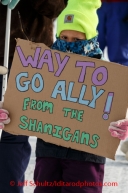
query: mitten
[
  {"left": 108, "top": 119, "right": 128, "bottom": 140},
  {"left": 0, "top": 101, "right": 10, "bottom": 129},
  {"left": 1, "top": 0, "right": 20, "bottom": 9},
  {"left": 0, "top": 66, "right": 8, "bottom": 75}
]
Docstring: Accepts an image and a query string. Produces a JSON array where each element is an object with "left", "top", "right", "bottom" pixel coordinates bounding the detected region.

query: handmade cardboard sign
[{"left": 3, "top": 39, "right": 128, "bottom": 159}]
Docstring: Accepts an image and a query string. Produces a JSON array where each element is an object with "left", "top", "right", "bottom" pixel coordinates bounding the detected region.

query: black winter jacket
[{"left": 36, "top": 139, "right": 106, "bottom": 163}]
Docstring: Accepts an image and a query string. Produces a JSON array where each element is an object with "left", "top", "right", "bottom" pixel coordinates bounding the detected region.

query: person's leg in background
[
  {"left": 0, "top": 131, "right": 31, "bottom": 193},
  {"left": 0, "top": 77, "right": 31, "bottom": 193},
  {"left": 120, "top": 140, "right": 128, "bottom": 160},
  {"left": 106, "top": 2, "right": 128, "bottom": 66}
]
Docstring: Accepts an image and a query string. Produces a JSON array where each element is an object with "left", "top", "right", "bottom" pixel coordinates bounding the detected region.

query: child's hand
[
  {"left": 0, "top": 101, "right": 10, "bottom": 129},
  {"left": 1, "top": 0, "right": 20, "bottom": 9},
  {"left": 108, "top": 119, "right": 128, "bottom": 140}
]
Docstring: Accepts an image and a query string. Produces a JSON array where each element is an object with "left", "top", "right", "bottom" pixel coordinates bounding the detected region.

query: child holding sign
[{"left": 0, "top": 0, "right": 128, "bottom": 193}]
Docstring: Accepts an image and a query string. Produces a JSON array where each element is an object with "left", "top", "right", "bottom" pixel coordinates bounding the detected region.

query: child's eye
[
  {"left": 74, "top": 38, "right": 81, "bottom": 42},
  {"left": 60, "top": 36, "right": 67, "bottom": 40}
]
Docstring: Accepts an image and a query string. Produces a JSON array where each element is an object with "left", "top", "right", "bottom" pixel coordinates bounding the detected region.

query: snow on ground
[{"left": 24, "top": 137, "right": 128, "bottom": 193}]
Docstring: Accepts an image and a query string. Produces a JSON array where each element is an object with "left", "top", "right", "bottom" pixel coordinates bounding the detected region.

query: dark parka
[
  {"left": 0, "top": 0, "right": 66, "bottom": 67},
  {"left": 0, "top": 0, "right": 105, "bottom": 164}
]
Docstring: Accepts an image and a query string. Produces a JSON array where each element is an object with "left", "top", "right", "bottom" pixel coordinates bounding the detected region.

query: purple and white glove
[
  {"left": 0, "top": 102, "right": 10, "bottom": 129},
  {"left": 108, "top": 119, "right": 128, "bottom": 140}
]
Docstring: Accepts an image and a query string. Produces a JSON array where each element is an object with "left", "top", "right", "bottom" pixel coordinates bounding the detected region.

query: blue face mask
[{"left": 51, "top": 36, "right": 103, "bottom": 59}]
